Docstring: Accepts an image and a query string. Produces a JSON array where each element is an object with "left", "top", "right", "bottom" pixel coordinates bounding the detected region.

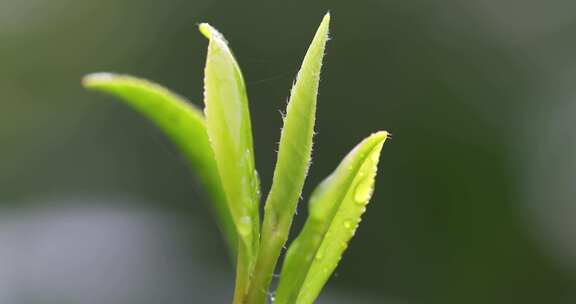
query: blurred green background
[{"left": 2, "top": 0, "right": 576, "bottom": 303}]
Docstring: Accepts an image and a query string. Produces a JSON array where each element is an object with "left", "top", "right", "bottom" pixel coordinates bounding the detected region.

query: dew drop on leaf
[
  {"left": 238, "top": 215, "right": 252, "bottom": 236},
  {"left": 371, "top": 149, "right": 381, "bottom": 162},
  {"left": 343, "top": 220, "right": 353, "bottom": 229},
  {"left": 354, "top": 177, "right": 373, "bottom": 204}
]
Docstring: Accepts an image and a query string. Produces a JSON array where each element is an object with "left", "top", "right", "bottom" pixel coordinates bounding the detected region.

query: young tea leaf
[
  {"left": 199, "top": 23, "right": 260, "bottom": 302},
  {"left": 275, "top": 131, "right": 388, "bottom": 304},
  {"left": 82, "top": 73, "right": 237, "bottom": 253},
  {"left": 296, "top": 133, "right": 386, "bottom": 303},
  {"left": 245, "top": 13, "right": 330, "bottom": 304}
]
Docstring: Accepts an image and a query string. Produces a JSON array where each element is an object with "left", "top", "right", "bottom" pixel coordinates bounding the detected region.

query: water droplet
[
  {"left": 315, "top": 252, "right": 323, "bottom": 260},
  {"left": 237, "top": 216, "right": 252, "bottom": 236},
  {"left": 371, "top": 150, "right": 380, "bottom": 162},
  {"left": 240, "top": 216, "right": 251, "bottom": 224},
  {"left": 343, "top": 220, "right": 353, "bottom": 229},
  {"left": 351, "top": 226, "right": 358, "bottom": 236},
  {"left": 354, "top": 177, "right": 373, "bottom": 204},
  {"left": 269, "top": 292, "right": 276, "bottom": 303},
  {"left": 249, "top": 168, "right": 261, "bottom": 200},
  {"left": 340, "top": 241, "right": 348, "bottom": 250}
]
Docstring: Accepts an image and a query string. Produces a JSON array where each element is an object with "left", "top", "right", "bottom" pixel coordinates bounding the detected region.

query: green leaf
[
  {"left": 199, "top": 23, "right": 260, "bottom": 302},
  {"left": 245, "top": 12, "right": 331, "bottom": 304},
  {"left": 275, "top": 131, "right": 388, "bottom": 304},
  {"left": 82, "top": 73, "right": 236, "bottom": 253}
]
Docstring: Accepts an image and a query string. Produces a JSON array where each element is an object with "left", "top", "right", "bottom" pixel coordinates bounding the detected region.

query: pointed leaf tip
[
  {"left": 370, "top": 130, "right": 388, "bottom": 143},
  {"left": 199, "top": 23, "right": 227, "bottom": 43},
  {"left": 323, "top": 11, "right": 331, "bottom": 24},
  {"left": 198, "top": 23, "right": 211, "bottom": 38},
  {"left": 82, "top": 73, "right": 115, "bottom": 87}
]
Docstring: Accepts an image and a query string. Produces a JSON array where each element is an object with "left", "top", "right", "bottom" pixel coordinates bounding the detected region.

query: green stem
[
  {"left": 233, "top": 241, "right": 252, "bottom": 304},
  {"left": 244, "top": 214, "right": 286, "bottom": 304}
]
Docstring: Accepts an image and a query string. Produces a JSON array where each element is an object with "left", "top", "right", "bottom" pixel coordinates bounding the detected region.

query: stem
[
  {"left": 233, "top": 245, "right": 249, "bottom": 303},
  {"left": 243, "top": 215, "right": 286, "bottom": 304},
  {"left": 233, "top": 236, "right": 258, "bottom": 304}
]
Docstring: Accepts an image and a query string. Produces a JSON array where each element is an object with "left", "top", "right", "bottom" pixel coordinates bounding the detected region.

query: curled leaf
[
  {"left": 82, "top": 73, "right": 236, "bottom": 252},
  {"left": 275, "top": 131, "right": 388, "bottom": 304}
]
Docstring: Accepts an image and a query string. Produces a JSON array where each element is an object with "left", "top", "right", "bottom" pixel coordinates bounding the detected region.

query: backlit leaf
[
  {"left": 245, "top": 13, "right": 331, "bottom": 304},
  {"left": 199, "top": 23, "right": 260, "bottom": 302},
  {"left": 82, "top": 73, "right": 236, "bottom": 252},
  {"left": 275, "top": 131, "right": 388, "bottom": 304}
]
